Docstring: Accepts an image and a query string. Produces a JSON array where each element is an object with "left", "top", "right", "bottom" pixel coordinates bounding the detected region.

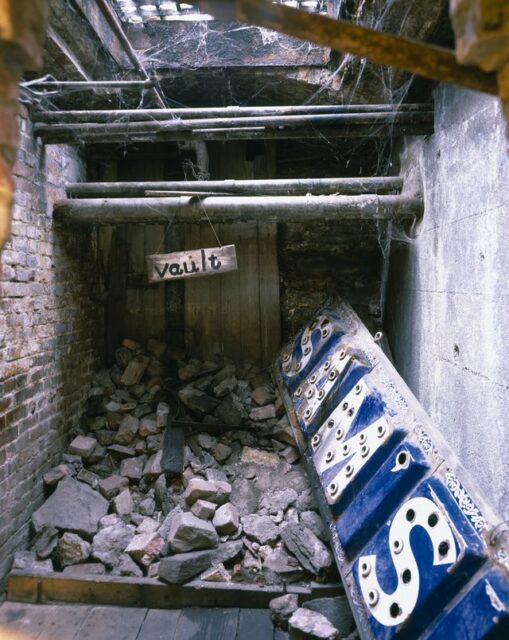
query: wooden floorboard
[
  {"left": 237, "top": 608, "right": 275, "bottom": 640},
  {"left": 0, "top": 603, "right": 91, "bottom": 640},
  {"left": 175, "top": 607, "right": 239, "bottom": 640},
  {"left": 136, "top": 609, "right": 180, "bottom": 640},
  {"left": 75, "top": 606, "right": 147, "bottom": 640},
  {"left": 0, "top": 603, "right": 278, "bottom": 640}
]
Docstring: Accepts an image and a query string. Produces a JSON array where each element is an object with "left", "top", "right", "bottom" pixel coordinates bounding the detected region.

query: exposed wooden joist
[
  {"left": 53, "top": 195, "right": 423, "bottom": 225},
  {"left": 34, "top": 110, "right": 434, "bottom": 143},
  {"left": 93, "top": 0, "right": 167, "bottom": 108},
  {"left": 23, "top": 79, "right": 157, "bottom": 90},
  {"left": 199, "top": 0, "right": 498, "bottom": 95},
  {"left": 34, "top": 103, "right": 433, "bottom": 124},
  {"left": 66, "top": 177, "right": 403, "bottom": 198}
]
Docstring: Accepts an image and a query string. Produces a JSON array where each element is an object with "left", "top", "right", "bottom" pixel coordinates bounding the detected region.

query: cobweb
[{"left": 20, "top": 0, "right": 444, "bottom": 321}]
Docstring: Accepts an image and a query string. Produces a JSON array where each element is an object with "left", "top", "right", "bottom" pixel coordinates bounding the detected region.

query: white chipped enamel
[
  {"left": 320, "top": 417, "right": 391, "bottom": 496},
  {"left": 284, "top": 314, "right": 331, "bottom": 380},
  {"left": 358, "top": 497, "right": 457, "bottom": 627},
  {"left": 310, "top": 379, "right": 369, "bottom": 456},
  {"left": 295, "top": 350, "right": 352, "bottom": 423}
]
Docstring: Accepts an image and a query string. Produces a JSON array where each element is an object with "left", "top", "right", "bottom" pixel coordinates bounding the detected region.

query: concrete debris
[
  {"left": 270, "top": 594, "right": 299, "bottom": 629},
  {"left": 22, "top": 345, "right": 342, "bottom": 622},
  {"left": 288, "top": 608, "right": 339, "bottom": 640},
  {"left": 303, "top": 597, "right": 355, "bottom": 637}
]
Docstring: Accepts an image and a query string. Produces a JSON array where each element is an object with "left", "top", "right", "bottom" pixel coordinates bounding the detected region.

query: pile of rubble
[{"left": 15, "top": 338, "right": 340, "bottom": 591}]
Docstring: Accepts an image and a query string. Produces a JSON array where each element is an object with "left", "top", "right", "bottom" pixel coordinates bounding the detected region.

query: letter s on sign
[{"left": 358, "top": 497, "right": 457, "bottom": 627}]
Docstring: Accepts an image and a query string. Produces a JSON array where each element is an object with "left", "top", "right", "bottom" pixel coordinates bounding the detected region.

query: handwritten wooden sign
[{"left": 146, "top": 245, "right": 238, "bottom": 283}]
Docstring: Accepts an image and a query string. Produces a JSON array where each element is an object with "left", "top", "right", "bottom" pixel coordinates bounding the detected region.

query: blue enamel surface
[
  {"left": 423, "top": 568, "right": 509, "bottom": 640},
  {"left": 277, "top": 302, "right": 509, "bottom": 640},
  {"left": 336, "top": 443, "right": 430, "bottom": 558},
  {"left": 352, "top": 477, "right": 488, "bottom": 640}
]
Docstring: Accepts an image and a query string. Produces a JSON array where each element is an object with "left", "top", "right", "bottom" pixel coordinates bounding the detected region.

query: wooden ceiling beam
[{"left": 198, "top": 0, "right": 498, "bottom": 95}]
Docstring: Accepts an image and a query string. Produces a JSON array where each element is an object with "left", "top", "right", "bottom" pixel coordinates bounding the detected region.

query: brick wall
[{"left": 0, "top": 106, "right": 104, "bottom": 592}]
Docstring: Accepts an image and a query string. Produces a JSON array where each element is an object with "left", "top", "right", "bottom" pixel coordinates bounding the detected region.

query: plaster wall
[{"left": 386, "top": 85, "right": 509, "bottom": 519}]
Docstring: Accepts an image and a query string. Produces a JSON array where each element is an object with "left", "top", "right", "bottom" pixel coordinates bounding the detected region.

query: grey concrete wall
[{"left": 386, "top": 85, "right": 509, "bottom": 520}]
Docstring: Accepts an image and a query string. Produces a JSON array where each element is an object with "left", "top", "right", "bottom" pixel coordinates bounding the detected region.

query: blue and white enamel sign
[{"left": 275, "top": 300, "right": 509, "bottom": 639}]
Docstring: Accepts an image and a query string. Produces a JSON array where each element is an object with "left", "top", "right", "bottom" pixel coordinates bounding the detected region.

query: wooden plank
[
  {"left": 199, "top": 223, "right": 223, "bottom": 359},
  {"left": 199, "top": 0, "right": 498, "bottom": 95},
  {"left": 147, "top": 245, "right": 238, "bottom": 283},
  {"left": 144, "top": 224, "right": 166, "bottom": 340},
  {"left": 0, "top": 603, "right": 90, "bottom": 640},
  {"left": 125, "top": 224, "right": 145, "bottom": 344},
  {"left": 175, "top": 608, "right": 239, "bottom": 640},
  {"left": 105, "top": 226, "right": 128, "bottom": 364},
  {"left": 237, "top": 608, "right": 275, "bottom": 640},
  {"left": 184, "top": 224, "right": 206, "bottom": 357},
  {"left": 218, "top": 224, "right": 242, "bottom": 363},
  {"left": 161, "top": 422, "right": 184, "bottom": 476},
  {"left": 136, "top": 609, "right": 180, "bottom": 640},
  {"left": 257, "top": 221, "right": 280, "bottom": 366},
  {"left": 238, "top": 222, "right": 261, "bottom": 365},
  {"left": 75, "top": 606, "right": 146, "bottom": 640}
]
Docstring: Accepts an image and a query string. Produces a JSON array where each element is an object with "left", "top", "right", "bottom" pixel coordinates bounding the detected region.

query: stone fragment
[
  {"left": 183, "top": 477, "right": 232, "bottom": 506},
  {"left": 69, "top": 435, "right": 98, "bottom": 459},
  {"left": 148, "top": 338, "right": 166, "bottom": 358},
  {"left": 136, "top": 517, "right": 160, "bottom": 535},
  {"left": 98, "top": 475, "right": 129, "bottom": 500},
  {"left": 261, "top": 488, "right": 298, "bottom": 514},
  {"left": 288, "top": 608, "right": 339, "bottom": 640},
  {"left": 201, "top": 562, "right": 231, "bottom": 582},
  {"left": 211, "top": 443, "right": 232, "bottom": 464},
  {"left": 121, "top": 355, "right": 149, "bottom": 386},
  {"left": 32, "top": 477, "right": 108, "bottom": 538},
  {"left": 32, "top": 526, "right": 59, "bottom": 560},
  {"left": 143, "top": 450, "right": 162, "bottom": 479},
  {"left": 213, "top": 503, "right": 239, "bottom": 536},
  {"left": 242, "top": 515, "right": 280, "bottom": 545},
  {"left": 112, "top": 488, "right": 134, "bottom": 516},
  {"left": 120, "top": 456, "right": 146, "bottom": 480},
  {"left": 280, "top": 446, "right": 300, "bottom": 464},
  {"left": 300, "top": 511, "right": 327, "bottom": 542},
  {"left": 205, "top": 468, "right": 228, "bottom": 483},
  {"left": 139, "top": 417, "right": 158, "bottom": 437},
  {"left": 12, "top": 551, "right": 53, "bottom": 574},
  {"left": 241, "top": 447, "right": 279, "bottom": 467},
  {"left": 251, "top": 386, "right": 276, "bottom": 406},
  {"left": 139, "top": 497, "right": 156, "bottom": 516},
  {"left": 122, "top": 338, "right": 141, "bottom": 351},
  {"left": 168, "top": 511, "right": 219, "bottom": 553},
  {"left": 99, "top": 514, "right": 122, "bottom": 529},
  {"left": 303, "top": 597, "right": 354, "bottom": 637},
  {"left": 156, "top": 402, "right": 170, "bottom": 428},
  {"left": 191, "top": 499, "right": 217, "bottom": 520},
  {"left": 76, "top": 469, "right": 100, "bottom": 488},
  {"left": 273, "top": 421, "right": 297, "bottom": 447},
  {"left": 95, "top": 430, "right": 117, "bottom": 446},
  {"left": 249, "top": 404, "right": 277, "bottom": 421},
  {"left": 147, "top": 562, "right": 160, "bottom": 578},
  {"left": 213, "top": 376, "right": 237, "bottom": 398},
  {"left": 115, "top": 415, "right": 139, "bottom": 445},
  {"left": 270, "top": 594, "right": 299, "bottom": 629},
  {"left": 43, "top": 464, "right": 74, "bottom": 486},
  {"left": 146, "top": 434, "right": 163, "bottom": 453},
  {"left": 125, "top": 533, "right": 164, "bottom": 566},
  {"left": 250, "top": 371, "right": 271, "bottom": 389},
  {"left": 158, "top": 540, "right": 242, "bottom": 584},
  {"left": 214, "top": 394, "right": 243, "bottom": 427},
  {"left": 108, "top": 444, "right": 136, "bottom": 459},
  {"left": 133, "top": 403, "right": 152, "bottom": 419},
  {"left": 116, "top": 346, "right": 133, "bottom": 367},
  {"left": 92, "top": 520, "right": 134, "bottom": 567},
  {"left": 158, "top": 505, "right": 183, "bottom": 541},
  {"left": 57, "top": 532, "right": 91, "bottom": 567},
  {"left": 281, "top": 524, "right": 333, "bottom": 578},
  {"left": 111, "top": 553, "right": 143, "bottom": 577},
  {"left": 178, "top": 362, "right": 202, "bottom": 381},
  {"left": 178, "top": 386, "right": 220, "bottom": 416},
  {"left": 196, "top": 433, "right": 218, "bottom": 450},
  {"left": 263, "top": 548, "right": 302, "bottom": 577},
  {"left": 63, "top": 563, "right": 106, "bottom": 576}
]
